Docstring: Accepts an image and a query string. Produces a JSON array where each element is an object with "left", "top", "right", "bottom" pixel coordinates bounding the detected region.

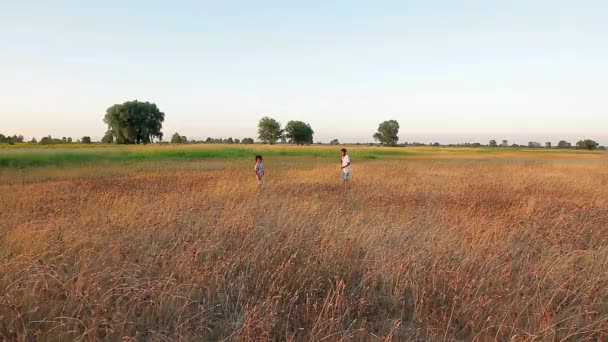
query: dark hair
[
  {"left": 255, "top": 155, "right": 263, "bottom": 161},
  {"left": 341, "top": 148, "right": 347, "bottom": 153}
]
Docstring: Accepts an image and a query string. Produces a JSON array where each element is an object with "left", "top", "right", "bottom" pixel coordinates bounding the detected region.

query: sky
[{"left": 1, "top": 0, "right": 607, "bottom": 145}]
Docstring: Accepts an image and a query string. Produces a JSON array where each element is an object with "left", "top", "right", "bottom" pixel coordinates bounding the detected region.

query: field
[{"left": 1, "top": 145, "right": 607, "bottom": 341}]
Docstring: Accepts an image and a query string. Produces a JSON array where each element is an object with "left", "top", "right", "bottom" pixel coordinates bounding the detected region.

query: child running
[
  {"left": 254, "top": 155, "right": 265, "bottom": 185},
  {"left": 340, "top": 148, "right": 351, "bottom": 187}
]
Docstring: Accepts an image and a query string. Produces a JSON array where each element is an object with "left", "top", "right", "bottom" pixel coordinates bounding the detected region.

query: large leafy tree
[
  {"left": 284, "top": 121, "right": 314, "bottom": 145},
  {"left": 103, "top": 100, "right": 165, "bottom": 144},
  {"left": 257, "top": 117, "right": 283, "bottom": 144},
  {"left": 373, "top": 120, "right": 400, "bottom": 146}
]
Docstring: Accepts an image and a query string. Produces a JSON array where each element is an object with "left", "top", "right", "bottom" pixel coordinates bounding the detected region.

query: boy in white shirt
[{"left": 340, "top": 148, "right": 351, "bottom": 187}]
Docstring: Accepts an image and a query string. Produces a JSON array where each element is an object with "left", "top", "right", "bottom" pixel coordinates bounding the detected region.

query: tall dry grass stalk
[{"left": 1, "top": 155, "right": 607, "bottom": 340}]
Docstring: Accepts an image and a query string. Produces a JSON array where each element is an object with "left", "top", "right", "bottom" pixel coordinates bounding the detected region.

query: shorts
[{"left": 342, "top": 172, "right": 351, "bottom": 180}]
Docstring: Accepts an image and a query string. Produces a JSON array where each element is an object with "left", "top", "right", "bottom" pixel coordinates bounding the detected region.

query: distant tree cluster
[
  {"left": 169, "top": 137, "right": 255, "bottom": 144},
  {"left": 171, "top": 133, "right": 188, "bottom": 144},
  {"left": 0, "top": 134, "right": 24, "bottom": 144},
  {"left": 0, "top": 134, "right": 95, "bottom": 145},
  {"left": 450, "top": 142, "right": 483, "bottom": 147},
  {"left": 480, "top": 138, "right": 601, "bottom": 150},
  {"left": 257, "top": 117, "right": 315, "bottom": 145},
  {"left": 38, "top": 136, "right": 72, "bottom": 144},
  {"left": 200, "top": 137, "right": 247, "bottom": 144}
]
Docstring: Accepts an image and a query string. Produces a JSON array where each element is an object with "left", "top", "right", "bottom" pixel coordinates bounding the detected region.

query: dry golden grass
[{"left": 1, "top": 153, "right": 608, "bottom": 341}]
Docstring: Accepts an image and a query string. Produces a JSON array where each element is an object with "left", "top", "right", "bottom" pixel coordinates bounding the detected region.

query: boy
[
  {"left": 340, "top": 148, "right": 351, "bottom": 186},
  {"left": 254, "top": 155, "right": 265, "bottom": 185}
]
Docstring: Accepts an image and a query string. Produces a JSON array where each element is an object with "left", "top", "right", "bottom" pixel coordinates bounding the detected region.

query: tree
[
  {"left": 257, "top": 117, "right": 283, "bottom": 144},
  {"left": 81, "top": 136, "right": 92, "bottom": 144},
  {"left": 170, "top": 133, "right": 188, "bottom": 144},
  {"left": 242, "top": 138, "right": 254, "bottom": 144},
  {"left": 29, "top": 137, "right": 37, "bottom": 144},
  {"left": 226, "top": 137, "right": 234, "bottom": 144},
  {"left": 101, "top": 130, "right": 114, "bottom": 144},
  {"left": 489, "top": 140, "right": 498, "bottom": 147},
  {"left": 545, "top": 142, "right": 552, "bottom": 148},
  {"left": 234, "top": 138, "right": 240, "bottom": 144},
  {"left": 171, "top": 133, "right": 182, "bottom": 143},
  {"left": 373, "top": 120, "right": 400, "bottom": 146},
  {"left": 528, "top": 142, "right": 541, "bottom": 148},
  {"left": 330, "top": 139, "right": 340, "bottom": 145},
  {"left": 557, "top": 140, "right": 571, "bottom": 148},
  {"left": 284, "top": 121, "right": 314, "bottom": 145},
  {"left": 0, "top": 134, "right": 5, "bottom": 143},
  {"left": 8, "top": 135, "right": 24, "bottom": 143},
  {"left": 40, "top": 136, "right": 54, "bottom": 144},
  {"left": 576, "top": 139, "right": 599, "bottom": 150},
  {"left": 502, "top": 140, "right": 508, "bottom": 147},
  {"left": 103, "top": 100, "right": 165, "bottom": 144}
]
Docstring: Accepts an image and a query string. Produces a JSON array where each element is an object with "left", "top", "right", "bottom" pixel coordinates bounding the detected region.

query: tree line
[
  {"left": 170, "top": 134, "right": 255, "bottom": 145},
  {"left": 1, "top": 100, "right": 603, "bottom": 150}
]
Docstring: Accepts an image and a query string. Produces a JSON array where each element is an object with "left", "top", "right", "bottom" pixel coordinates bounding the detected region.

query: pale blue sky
[{"left": 1, "top": 0, "right": 607, "bottom": 144}]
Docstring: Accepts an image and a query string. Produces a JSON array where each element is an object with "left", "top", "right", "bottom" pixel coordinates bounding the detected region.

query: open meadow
[{"left": 1, "top": 145, "right": 607, "bottom": 341}]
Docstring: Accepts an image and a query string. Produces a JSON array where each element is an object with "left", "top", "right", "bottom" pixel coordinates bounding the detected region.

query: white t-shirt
[{"left": 341, "top": 154, "right": 351, "bottom": 173}]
